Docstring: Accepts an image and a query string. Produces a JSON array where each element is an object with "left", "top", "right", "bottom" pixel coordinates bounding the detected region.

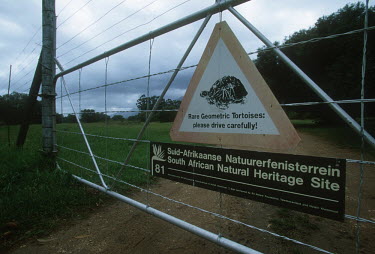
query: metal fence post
[{"left": 42, "top": 0, "right": 57, "bottom": 155}]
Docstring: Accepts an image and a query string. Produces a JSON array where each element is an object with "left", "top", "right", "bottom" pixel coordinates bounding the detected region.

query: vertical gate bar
[
  {"left": 355, "top": 0, "right": 369, "bottom": 252},
  {"left": 229, "top": 6, "right": 375, "bottom": 149},
  {"left": 146, "top": 38, "right": 154, "bottom": 205},
  {"left": 117, "top": 14, "right": 212, "bottom": 174},
  {"left": 55, "top": 59, "right": 109, "bottom": 190}
]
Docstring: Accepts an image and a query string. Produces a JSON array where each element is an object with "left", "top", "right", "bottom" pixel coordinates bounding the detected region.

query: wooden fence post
[{"left": 16, "top": 52, "right": 42, "bottom": 147}]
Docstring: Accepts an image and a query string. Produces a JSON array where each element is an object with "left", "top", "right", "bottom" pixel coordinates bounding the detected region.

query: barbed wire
[
  {"left": 62, "top": 0, "right": 192, "bottom": 66},
  {"left": 57, "top": 0, "right": 129, "bottom": 50},
  {"left": 57, "top": 0, "right": 160, "bottom": 58},
  {"left": 57, "top": 0, "right": 95, "bottom": 29}
]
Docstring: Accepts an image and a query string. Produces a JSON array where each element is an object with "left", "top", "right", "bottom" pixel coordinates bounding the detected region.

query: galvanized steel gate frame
[{"left": 50, "top": 0, "right": 374, "bottom": 253}]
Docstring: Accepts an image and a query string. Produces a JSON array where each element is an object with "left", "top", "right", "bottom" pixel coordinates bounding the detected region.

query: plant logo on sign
[{"left": 151, "top": 144, "right": 166, "bottom": 175}]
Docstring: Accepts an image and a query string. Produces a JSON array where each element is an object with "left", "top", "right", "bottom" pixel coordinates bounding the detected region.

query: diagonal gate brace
[{"left": 55, "top": 59, "right": 109, "bottom": 190}]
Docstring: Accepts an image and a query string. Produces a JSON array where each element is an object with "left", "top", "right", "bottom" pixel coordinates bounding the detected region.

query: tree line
[
  {"left": 254, "top": 2, "right": 374, "bottom": 122},
  {"left": 0, "top": 93, "right": 180, "bottom": 125},
  {"left": 0, "top": 92, "right": 41, "bottom": 125},
  {"left": 57, "top": 95, "right": 181, "bottom": 123}
]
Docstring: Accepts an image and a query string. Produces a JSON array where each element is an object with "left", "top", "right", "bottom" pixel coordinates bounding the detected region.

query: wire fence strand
[
  {"left": 57, "top": 0, "right": 160, "bottom": 58},
  {"left": 62, "top": 0, "right": 192, "bottom": 65},
  {"left": 57, "top": 0, "right": 129, "bottom": 50},
  {"left": 57, "top": 0, "right": 95, "bottom": 29}
]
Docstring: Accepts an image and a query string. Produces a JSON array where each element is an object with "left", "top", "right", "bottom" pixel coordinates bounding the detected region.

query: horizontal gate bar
[
  {"left": 54, "top": 0, "right": 250, "bottom": 80},
  {"left": 72, "top": 174, "right": 262, "bottom": 254}
]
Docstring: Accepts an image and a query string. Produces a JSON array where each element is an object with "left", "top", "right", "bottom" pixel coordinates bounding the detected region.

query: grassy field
[
  {"left": 1, "top": 120, "right": 374, "bottom": 250},
  {"left": 55, "top": 121, "right": 174, "bottom": 189},
  {"left": 0, "top": 125, "right": 104, "bottom": 250},
  {"left": 292, "top": 119, "right": 375, "bottom": 155},
  {"left": 0, "top": 122, "right": 173, "bottom": 250}
]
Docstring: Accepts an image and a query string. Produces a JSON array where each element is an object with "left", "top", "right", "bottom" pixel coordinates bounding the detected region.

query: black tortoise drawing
[{"left": 200, "top": 76, "right": 248, "bottom": 110}]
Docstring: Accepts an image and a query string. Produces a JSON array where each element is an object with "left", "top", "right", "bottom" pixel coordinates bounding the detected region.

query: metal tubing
[
  {"left": 54, "top": 0, "right": 249, "bottom": 80},
  {"left": 72, "top": 174, "right": 262, "bottom": 254},
  {"left": 55, "top": 59, "right": 109, "bottom": 189},
  {"left": 118, "top": 15, "right": 212, "bottom": 173},
  {"left": 229, "top": 7, "right": 375, "bottom": 148}
]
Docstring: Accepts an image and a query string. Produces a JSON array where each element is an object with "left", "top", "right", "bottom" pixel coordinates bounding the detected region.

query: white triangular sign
[{"left": 170, "top": 22, "right": 300, "bottom": 150}]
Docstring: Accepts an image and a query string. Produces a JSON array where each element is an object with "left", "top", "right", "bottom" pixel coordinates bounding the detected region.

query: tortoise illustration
[{"left": 200, "top": 76, "right": 248, "bottom": 109}]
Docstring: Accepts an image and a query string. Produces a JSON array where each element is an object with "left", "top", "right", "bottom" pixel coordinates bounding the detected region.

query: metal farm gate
[{"left": 18, "top": 0, "right": 375, "bottom": 253}]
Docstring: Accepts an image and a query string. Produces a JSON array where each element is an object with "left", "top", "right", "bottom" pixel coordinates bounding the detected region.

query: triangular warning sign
[{"left": 170, "top": 21, "right": 300, "bottom": 150}]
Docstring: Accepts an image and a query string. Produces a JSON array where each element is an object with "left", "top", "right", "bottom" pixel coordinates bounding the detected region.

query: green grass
[
  {"left": 0, "top": 125, "right": 108, "bottom": 250},
  {"left": 292, "top": 119, "right": 375, "bottom": 154},
  {"left": 55, "top": 121, "right": 174, "bottom": 190},
  {"left": 0, "top": 122, "right": 176, "bottom": 249}
]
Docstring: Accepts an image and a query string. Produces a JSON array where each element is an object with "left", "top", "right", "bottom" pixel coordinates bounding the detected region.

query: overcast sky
[{"left": 0, "top": 0, "right": 363, "bottom": 115}]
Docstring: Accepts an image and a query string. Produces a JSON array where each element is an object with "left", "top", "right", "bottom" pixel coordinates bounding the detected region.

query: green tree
[
  {"left": 129, "top": 95, "right": 181, "bottom": 122},
  {"left": 0, "top": 92, "right": 41, "bottom": 125},
  {"left": 112, "top": 114, "right": 125, "bottom": 122},
  {"left": 255, "top": 3, "right": 375, "bottom": 122},
  {"left": 80, "top": 109, "right": 109, "bottom": 123},
  {"left": 63, "top": 114, "right": 77, "bottom": 123}
]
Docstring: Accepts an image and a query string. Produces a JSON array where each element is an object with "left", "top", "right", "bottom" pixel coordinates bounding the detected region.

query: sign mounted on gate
[
  {"left": 170, "top": 21, "right": 300, "bottom": 150},
  {"left": 150, "top": 142, "right": 346, "bottom": 221}
]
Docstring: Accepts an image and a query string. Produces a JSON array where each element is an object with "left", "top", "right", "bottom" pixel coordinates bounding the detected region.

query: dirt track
[{"left": 8, "top": 131, "right": 375, "bottom": 254}]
